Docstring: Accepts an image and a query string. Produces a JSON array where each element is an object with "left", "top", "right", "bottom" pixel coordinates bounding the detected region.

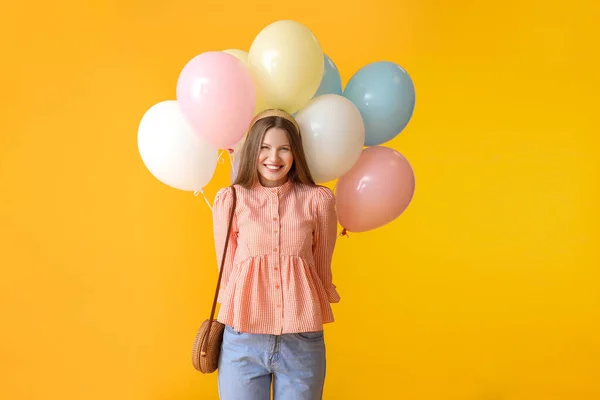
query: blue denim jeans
[{"left": 217, "top": 325, "right": 326, "bottom": 400}]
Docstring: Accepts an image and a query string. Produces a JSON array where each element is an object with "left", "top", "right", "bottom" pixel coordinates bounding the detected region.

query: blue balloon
[
  {"left": 343, "top": 61, "right": 415, "bottom": 146},
  {"left": 313, "top": 54, "right": 342, "bottom": 97}
]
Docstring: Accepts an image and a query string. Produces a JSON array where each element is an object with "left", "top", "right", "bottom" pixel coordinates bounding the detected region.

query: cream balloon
[
  {"left": 138, "top": 100, "right": 219, "bottom": 192},
  {"left": 222, "top": 48, "right": 267, "bottom": 115},
  {"left": 248, "top": 20, "right": 324, "bottom": 114},
  {"left": 295, "top": 94, "right": 365, "bottom": 183}
]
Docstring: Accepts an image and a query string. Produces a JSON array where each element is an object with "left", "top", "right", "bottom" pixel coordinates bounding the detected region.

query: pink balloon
[
  {"left": 176, "top": 52, "right": 256, "bottom": 150},
  {"left": 336, "top": 146, "right": 415, "bottom": 232}
]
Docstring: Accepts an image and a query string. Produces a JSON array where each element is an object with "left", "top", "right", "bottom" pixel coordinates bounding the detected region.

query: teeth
[{"left": 266, "top": 165, "right": 281, "bottom": 171}]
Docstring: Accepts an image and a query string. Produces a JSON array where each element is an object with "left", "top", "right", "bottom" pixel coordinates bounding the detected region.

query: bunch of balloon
[
  {"left": 137, "top": 18, "right": 416, "bottom": 233},
  {"left": 335, "top": 61, "right": 417, "bottom": 234}
]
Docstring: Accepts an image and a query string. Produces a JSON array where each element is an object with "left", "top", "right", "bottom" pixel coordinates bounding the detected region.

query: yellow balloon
[
  {"left": 222, "top": 49, "right": 267, "bottom": 116},
  {"left": 248, "top": 20, "right": 324, "bottom": 114}
]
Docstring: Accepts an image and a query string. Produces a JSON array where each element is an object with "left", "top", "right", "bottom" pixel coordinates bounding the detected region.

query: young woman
[{"left": 212, "top": 108, "right": 340, "bottom": 400}]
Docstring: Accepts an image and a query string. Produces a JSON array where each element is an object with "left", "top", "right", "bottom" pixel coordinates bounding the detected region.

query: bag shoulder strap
[
  {"left": 201, "top": 185, "right": 237, "bottom": 356},
  {"left": 208, "top": 185, "right": 237, "bottom": 323}
]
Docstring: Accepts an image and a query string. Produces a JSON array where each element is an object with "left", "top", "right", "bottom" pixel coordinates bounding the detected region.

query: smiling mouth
[{"left": 264, "top": 165, "right": 284, "bottom": 171}]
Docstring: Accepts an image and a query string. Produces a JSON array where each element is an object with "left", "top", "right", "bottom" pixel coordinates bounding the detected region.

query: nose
[{"left": 267, "top": 149, "right": 280, "bottom": 162}]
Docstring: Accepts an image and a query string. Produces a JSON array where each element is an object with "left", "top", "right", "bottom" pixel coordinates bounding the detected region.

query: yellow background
[{"left": 1, "top": 0, "right": 599, "bottom": 399}]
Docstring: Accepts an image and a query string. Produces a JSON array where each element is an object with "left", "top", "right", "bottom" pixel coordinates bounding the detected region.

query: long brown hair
[{"left": 233, "top": 114, "right": 316, "bottom": 189}]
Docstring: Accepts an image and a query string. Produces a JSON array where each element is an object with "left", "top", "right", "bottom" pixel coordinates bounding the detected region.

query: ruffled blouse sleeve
[
  {"left": 212, "top": 186, "right": 238, "bottom": 303},
  {"left": 312, "top": 186, "right": 341, "bottom": 303}
]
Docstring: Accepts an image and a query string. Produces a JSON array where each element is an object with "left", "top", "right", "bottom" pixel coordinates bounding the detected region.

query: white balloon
[
  {"left": 138, "top": 100, "right": 219, "bottom": 192},
  {"left": 295, "top": 94, "right": 365, "bottom": 183}
]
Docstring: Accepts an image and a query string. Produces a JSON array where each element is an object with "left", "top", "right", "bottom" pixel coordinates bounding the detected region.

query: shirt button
[
  {"left": 274, "top": 229, "right": 278, "bottom": 233},
  {"left": 273, "top": 217, "right": 278, "bottom": 221},
  {"left": 276, "top": 285, "right": 280, "bottom": 289},
  {"left": 273, "top": 248, "right": 278, "bottom": 252},
  {"left": 274, "top": 267, "right": 279, "bottom": 271}
]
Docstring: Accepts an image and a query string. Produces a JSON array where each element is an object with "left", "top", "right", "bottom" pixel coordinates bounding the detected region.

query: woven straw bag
[{"left": 192, "top": 186, "right": 237, "bottom": 374}]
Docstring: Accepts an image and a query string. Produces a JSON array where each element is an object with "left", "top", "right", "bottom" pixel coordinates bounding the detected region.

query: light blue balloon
[
  {"left": 343, "top": 61, "right": 416, "bottom": 146},
  {"left": 313, "top": 54, "right": 342, "bottom": 97}
]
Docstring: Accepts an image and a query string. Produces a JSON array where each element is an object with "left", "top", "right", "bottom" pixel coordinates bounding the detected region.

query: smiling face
[
  {"left": 232, "top": 114, "right": 316, "bottom": 189},
  {"left": 256, "top": 127, "right": 294, "bottom": 187}
]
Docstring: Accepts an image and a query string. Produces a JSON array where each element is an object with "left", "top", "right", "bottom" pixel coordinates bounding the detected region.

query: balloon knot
[
  {"left": 227, "top": 148, "right": 234, "bottom": 154},
  {"left": 339, "top": 228, "right": 349, "bottom": 238}
]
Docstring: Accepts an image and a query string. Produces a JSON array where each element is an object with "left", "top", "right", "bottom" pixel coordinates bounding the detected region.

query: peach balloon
[{"left": 336, "top": 146, "right": 416, "bottom": 232}]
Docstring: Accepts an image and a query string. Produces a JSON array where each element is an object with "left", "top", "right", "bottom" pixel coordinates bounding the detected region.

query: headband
[{"left": 248, "top": 109, "right": 300, "bottom": 133}]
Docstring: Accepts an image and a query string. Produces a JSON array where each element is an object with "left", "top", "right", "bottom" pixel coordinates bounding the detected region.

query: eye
[
  {"left": 261, "top": 145, "right": 269, "bottom": 149},
  {"left": 281, "top": 147, "right": 290, "bottom": 151}
]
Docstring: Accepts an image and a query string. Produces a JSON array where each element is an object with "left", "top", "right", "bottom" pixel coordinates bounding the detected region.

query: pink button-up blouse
[{"left": 212, "top": 180, "right": 340, "bottom": 335}]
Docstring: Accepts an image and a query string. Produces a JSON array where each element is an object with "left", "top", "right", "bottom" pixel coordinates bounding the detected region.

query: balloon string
[
  {"left": 194, "top": 188, "right": 213, "bottom": 211},
  {"left": 217, "top": 151, "right": 226, "bottom": 165},
  {"left": 227, "top": 151, "right": 234, "bottom": 167}
]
